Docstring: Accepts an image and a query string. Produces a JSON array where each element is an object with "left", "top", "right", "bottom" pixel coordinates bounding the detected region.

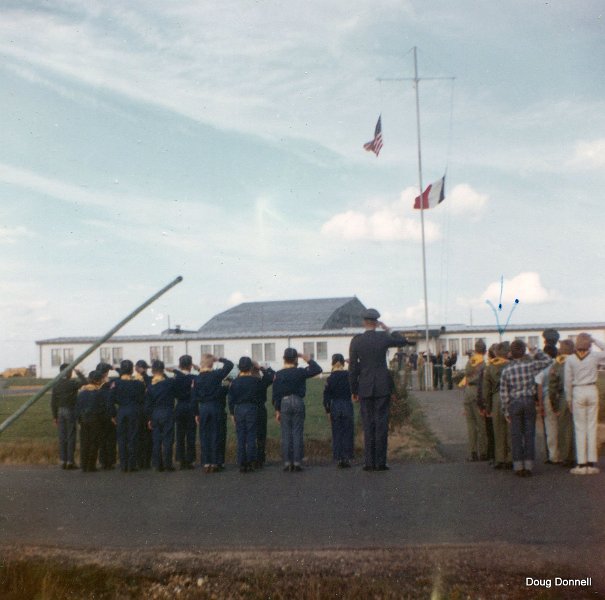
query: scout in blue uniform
[
  {"left": 272, "top": 348, "right": 322, "bottom": 472},
  {"left": 109, "top": 359, "right": 146, "bottom": 472},
  {"left": 323, "top": 353, "right": 354, "bottom": 468},
  {"left": 216, "top": 380, "right": 230, "bottom": 470},
  {"left": 228, "top": 357, "right": 261, "bottom": 472},
  {"left": 252, "top": 362, "right": 275, "bottom": 468},
  {"left": 96, "top": 362, "right": 118, "bottom": 470},
  {"left": 191, "top": 354, "right": 234, "bottom": 472},
  {"left": 171, "top": 355, "right": 197, "bottom": 469},
  {"left": 75, "top": 370, "right": 106, "bottom": 473},
  {"left": 135, "top": 359, "right": 153, "bottom": 469},
  {"left": 145, "top": 360, "right": 177, "bottom": 472}
]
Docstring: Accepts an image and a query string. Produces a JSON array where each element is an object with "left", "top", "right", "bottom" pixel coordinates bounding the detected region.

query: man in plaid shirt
[{"left": 500, "top": 340, "right": 553, "bottom": 477}]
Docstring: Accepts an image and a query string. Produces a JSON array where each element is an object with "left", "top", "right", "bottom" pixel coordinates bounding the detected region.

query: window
[
  {"left": 149, "top": 346, "right": 161, "bottom": 361},
  {"left": 461, "top": 338, "right": 473, "bottom": 354},
  {"left": 51, "top": 349, "right": 61, "bottom": 367},
  {"left": 162, "top": 346, "right": 174, "bottom": 365},
  {"left": 213, "top": 344, "right": 224, "bottom": 358},
  {"left": 264, "top": 343, "right": 276, "bottom": 362},
  {"left": 316, "top": 341, "right": 328, "bottom": 361},
  {"left": 528, "top": 336, "right": 539, "bottom": 349},
  {"left": 100, "top": 347, "right": 111, "bottom": 363},
  {"left": 200, "top": 344, "right": 212, "bottom": 356},
  {"left": 63, "top": 348, "right": 74, "bottom": 363},
  {"left": 303, "top": 341, "right": 315, "bottom": 359},
  {"left": 251, "top": 343, "right": 263, "bottom": 362},
  {"left": 448, "top": 339, "right": 460, "bottom": 355},
  {"left": 112, "top": 347, "right": 123, "bottom": 364}
]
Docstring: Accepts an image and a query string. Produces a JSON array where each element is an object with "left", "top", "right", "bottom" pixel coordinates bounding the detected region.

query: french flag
[{"left": 413, "top": 175, "right": 446, "bottom": 210}]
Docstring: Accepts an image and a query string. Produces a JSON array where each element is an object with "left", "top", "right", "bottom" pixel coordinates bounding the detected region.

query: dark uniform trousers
[
  {"left": 138, "top": 417, "right": 153, "bottom": 469},
  {"left": 199, "top": 401, "right": 221, "bottom": 465},
  {"left": 80, "top": 416, "right": 103, "bottom": 472},
  {"left": 234, "top": 403, "right": 258, "bottom": 466},
  {"left": 330, "top": 399, "right": 354, "bottom": 461},
  {"left": 98, "top": 418, "right": 116, "bottom": 468},
  {"left": 117, "top": 407, "right": 141, "bottom": 471},
  {"left": 217, "top": 405, "right": 227, "bottom": 466},
  {"left": 175, "top": 402, "right": 196, "bottom": 465},
  {"left": 152, "top": 408, "right": 175, "bottom": 470},
  {"left": 360, "top": 395, "right": 390, "bottom": 468}
]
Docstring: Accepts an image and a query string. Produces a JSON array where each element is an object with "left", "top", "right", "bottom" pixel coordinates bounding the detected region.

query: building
[{"left": 36, "top": 297, "right": 605, "bottom": 378}]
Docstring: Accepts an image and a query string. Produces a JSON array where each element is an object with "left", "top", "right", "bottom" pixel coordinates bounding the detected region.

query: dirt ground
[{"left": 1, "top": 544, "right": 602, "bottom": 599}]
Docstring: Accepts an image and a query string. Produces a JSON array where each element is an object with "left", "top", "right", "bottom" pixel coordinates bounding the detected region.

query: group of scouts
[
  {"left": 460, "top": 329, "right": 605, "bottom": 477},
  {"left": 51, "top": 348, "right": 361, "bottom": 474}
]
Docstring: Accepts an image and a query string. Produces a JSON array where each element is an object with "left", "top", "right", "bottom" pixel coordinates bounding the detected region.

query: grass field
[{"left": 0, "top": 375, "right": 436, "bottom": 465}]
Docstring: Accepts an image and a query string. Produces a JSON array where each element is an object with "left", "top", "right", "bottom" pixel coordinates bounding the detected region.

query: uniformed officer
[
  {"left": 109, "top": 359, "right": 146, "bottom": 472},
  {"left": 191, "top": 354, "right": 234, "bottom": 472},
  {"left": 323, "top": 353, "right": 354, "bottom": 468},
  {"left": 348, "top": 308, "right": 412, "bottom": 471},
  {"left": 96, "top": 362, "right": 118, "bottom": 470},
  {"left": 145, "top": 360, "right": 177, "bottom": 472},
  {"left": 171, "top": 355, "right": 197, "bottom": 469}
]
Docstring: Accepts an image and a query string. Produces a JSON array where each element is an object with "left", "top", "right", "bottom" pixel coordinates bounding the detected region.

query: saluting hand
[
  {"left": 275, "top": 411, "right": 281, "bottom": 424},
  {"left": 147, "top": 420, "right": 153, "bottom": 431},
  {"left": 351, "top": 394, "right": 359, "bottom": 402}
]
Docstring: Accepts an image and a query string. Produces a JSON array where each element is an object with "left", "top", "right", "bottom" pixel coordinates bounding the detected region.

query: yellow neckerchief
[
  {"left": 469, "top": 353, "right": 485, "bottom": 367},
  {"left": 200, "top": 367, "right": 213, "bottom": 373},
  {"left": 575, "top": 350, "right": 590, "bottom": 360},
  {"left": 491, "top": 357, "right": 509, "bottom": 366},
  {"left": 120, "top": 374, "right": 134, "bottom": 381},
  {"left": 152, "top": 373, "right": 165, "bottom": 385},
  {"left": 133, "top": 372, "right": 146, "bottom": 382},
  {"left": 282, "top": 363, "right": 296, "bottom": 369},
  {"left": 556, "top": 355, "right": 567, "bottom": 365},
  {"left": 238, "top": 371, "right": 253, "bottom": 377},
  {"left": 80, "top": 383, "right": 100, "bottom": 392},
  {"left": 331, "top": 363, "right": 345, "bottom": 372}
]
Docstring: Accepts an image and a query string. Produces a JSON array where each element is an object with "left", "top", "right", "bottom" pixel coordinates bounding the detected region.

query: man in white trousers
[{"left": 564, "top": 333, "right": 605, "bottom": 475}]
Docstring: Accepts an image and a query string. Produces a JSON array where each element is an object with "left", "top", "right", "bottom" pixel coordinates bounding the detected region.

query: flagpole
[{"left": 413, "top": 46, "right": 431, "bottom": 390}]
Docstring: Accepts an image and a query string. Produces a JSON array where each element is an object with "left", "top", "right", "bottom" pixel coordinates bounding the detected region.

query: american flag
[{"left": 363, "top": 115, "right": 383, "bottom": 156}]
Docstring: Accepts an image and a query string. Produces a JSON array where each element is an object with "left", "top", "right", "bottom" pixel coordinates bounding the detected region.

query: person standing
[
  {"left": 535, "top": 344, "right": 559, "bottom": 464},
  {"left": 273, "top": 348, "right": 322, "bottom": 472},
  {"left": 252, "top": 362, "right": 275, "bottom": 468},
  {"left": 228, "top": 357, "right": 261, "bottom": 473},
  {"left": 460, "top": 340, "right": 488, "bottom": 462},
  {"left": 500, "top": 341, "right": 553, "bottom": 477},
  {"left": 172, "top": 355, "right": 197, "bottom": 470},
  {"left": 323, "top": 353, "right": 354, "bottom": 468},
  {"left": 145, "top": 360, "right": 178, "bottom": 472},
  {"left": 109, "top": 359, "right": 147, "bottom": 473},
  {"left": 191, "top": 354, "right": 234, "bottom": 473},
  {"left": 548, "top": 339, "right": 575, "bottom": 467},
  {"left": 134, "top": 360, "right": 153, "bottom": 470},
  {"left": 51, "top": 363, "right": 86, "bottom": 470},
  {"left": 96, "top": 362, "right": 118, "bottom": 470},
  {"left": 75, "top": 370, "right": 106, "bottom": 473},
  {"left": 564, "top": 333, "right": 605, "bottom": 475},
  {"left": 348, "top": 308, "right": 411, "bottom": 471},
  {"left": 482, "top": 342, "right": 512, "bottom": 469}
]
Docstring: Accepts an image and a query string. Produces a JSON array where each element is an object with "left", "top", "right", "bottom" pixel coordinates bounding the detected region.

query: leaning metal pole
[{"left": 0, "top": 275, "right": 183, "bottom": 434}]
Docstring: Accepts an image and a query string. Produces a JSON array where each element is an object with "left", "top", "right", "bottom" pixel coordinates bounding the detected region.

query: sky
[{"left": 1, "top": 0, "right": 604, "bottom": 370}]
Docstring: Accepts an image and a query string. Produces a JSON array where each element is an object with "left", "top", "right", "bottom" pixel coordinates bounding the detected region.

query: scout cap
[
  {"left": 151, "top": 359, "right": 165, "bottom": 371},
  {"left": 238, "top": 356, "right": 253, "bottom": 372},
  {"left": 363, "top": 308, "right": 380, "bottom": 321},
  {"left": 283, "top": 347, "right": 298, "bottom": 361},
  {"left": 135, "top": 359, "right": 150, "bottom": 369}
]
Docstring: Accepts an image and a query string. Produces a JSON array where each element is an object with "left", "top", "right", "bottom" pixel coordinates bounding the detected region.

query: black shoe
[
  {"left": 515, "top": 470, "right": 524, "bottom": 477},
  {"left": 283, "top": 464, "right": 293, "bottom": 472},
  {"left": 376, "top": 465, "right": 390, "bottom": 471},
  {"left": 165, "top": 466, "right": 176, "bottom": 472},
  {"left": 246, "top": 462, "right": 255, "bottom": 472},
  {"left": 337, "top": 461, "right": 346, "bottom": 469},
  {"left": 504, "top": 462, "right": 513, "bottom": 470},
  {"left": 154, "top": 467, "right": 164, "bottom": 473},
  {"left": 493, "top": 462, "right": 505, "bottom": 470},
  {"left": 65, "top": 463, "right": 78, "bottom": 470},
  {"left": 524, "top": 470, "right": 533, "bottom": 477},
  {"left": 61, "top": 462, "right": 67, "bottom": 470},
  {"left": 293, "top": 465, "right": 303, "bottom": 472},
  {"left": 362, "top": 465, "right": 375, "bottom": 471},
  {"left": 466, "top": 453, "right": 479, "bottom": 462},
  {"left": 239, "top": 465, "right": 248, "bottom": 473}
]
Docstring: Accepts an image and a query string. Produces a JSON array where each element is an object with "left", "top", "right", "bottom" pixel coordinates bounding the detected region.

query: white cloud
[
  {"left": 569, "top": 139, "right": 605, "bottom": 170},
  {"left": 447, "top": 184, "right": 488, "bottom": 218},
  {"left": 227, "top": 291, "right": 247, "bottom": 307},
  {"left": 320, "top": 187, "right": 441, "bottom": 243},
  {"left": 382, "top": 299, "right": 440, "bottom": 325},
  {"left": 0, "top": 225, "right": 34, "bottom": 244},
  {"left": 477, "top": 272, "right": 556, "bottom": 306}
]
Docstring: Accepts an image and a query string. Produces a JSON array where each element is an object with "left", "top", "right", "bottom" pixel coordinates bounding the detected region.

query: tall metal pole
[
  {"left": 413, "top": 47, "right": 431, "bottom": 390},
  {"left": 0, "top": 275, "right": 183, "bottom": 434}
]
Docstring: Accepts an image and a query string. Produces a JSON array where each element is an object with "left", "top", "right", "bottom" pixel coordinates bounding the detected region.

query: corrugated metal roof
[{"left": 197, "top": 297, "right": 367, "bottom": 335}]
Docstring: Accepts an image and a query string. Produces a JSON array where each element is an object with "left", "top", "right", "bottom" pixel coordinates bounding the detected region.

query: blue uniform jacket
[
  {"left": 272, "top": 360, "right": 322, "bottom": 411},
  {"left": 323, "top": 369, "right": 352, "bottom": 414},
  {"left": 191, "top": 359, "right": 234, "bottom": 408},
  {"left": 172, "top": 369, "right": 197, "bottom": 414},
  {"left": 145, "top": 376, "right": 178, "bottom": 417},
  {"left": 228, "top": 375, "right": 262, "bottom": 414},
  {"left": 257, "top": 367, "right": 275, "bottom": 407},
  {"left": 76, "top": 386, "right": 108, "bottom": 422},
  {"left": 109, "top": 377, "right": 146, "bottom": 413}
]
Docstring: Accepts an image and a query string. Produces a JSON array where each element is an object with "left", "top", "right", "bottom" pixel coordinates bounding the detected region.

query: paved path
[{"left": 1, "top": 389, "right": 604, "bottom": 587}]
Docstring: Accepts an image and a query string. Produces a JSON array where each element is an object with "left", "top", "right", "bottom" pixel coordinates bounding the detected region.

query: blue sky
[{"left": 1, "top": 1, "right": 604, "bottom": 369}]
